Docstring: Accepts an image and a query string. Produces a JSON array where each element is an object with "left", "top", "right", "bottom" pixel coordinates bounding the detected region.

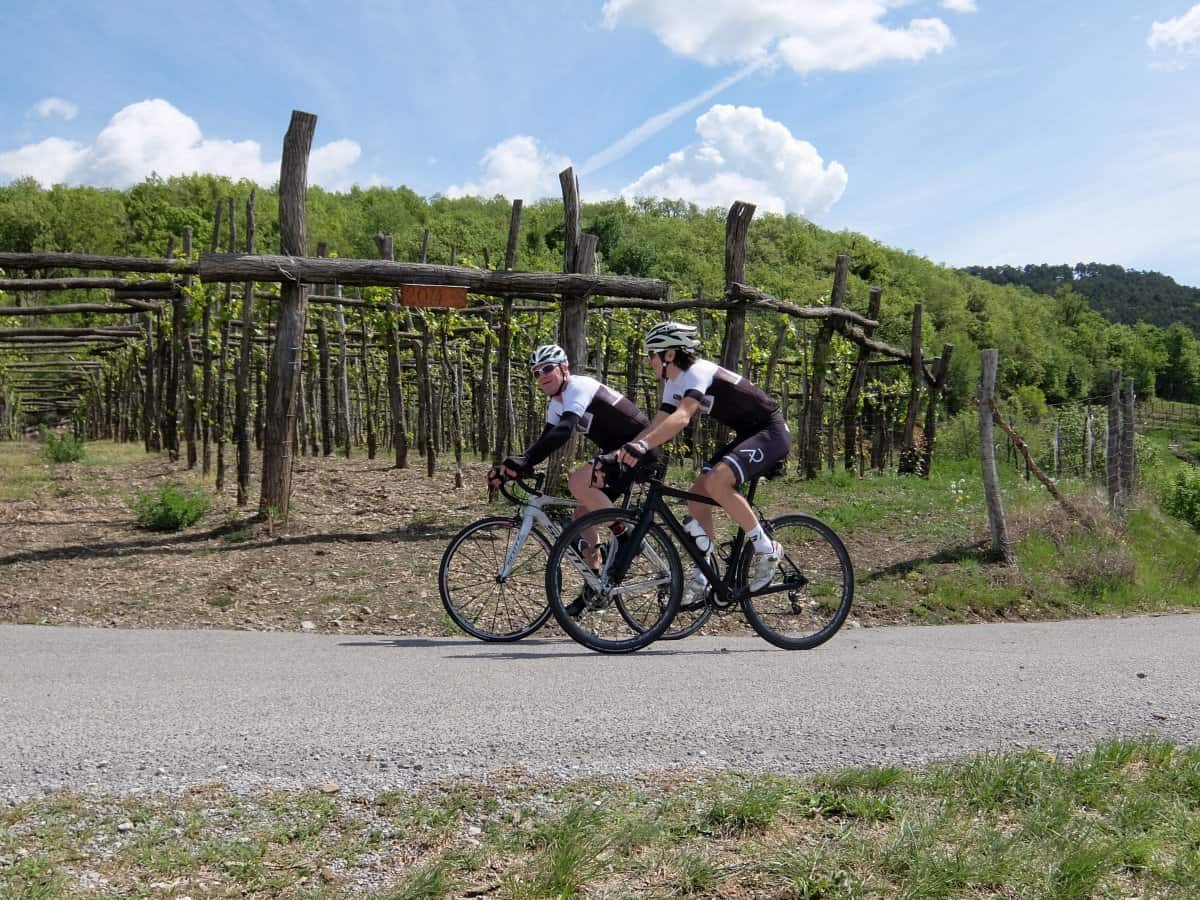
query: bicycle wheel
[
  {"left": 439, "top": 516, "right": 553, "bottom": 641},
  {"left": 737, "top": 514, "right": 854, "bottom": 650},
  {"left": 546, "top": 508, "right": 682, "bottom": 654}
]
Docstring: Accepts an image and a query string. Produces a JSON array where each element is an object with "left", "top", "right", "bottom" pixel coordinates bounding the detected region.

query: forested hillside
[
  {"left": 2, "top": 175, "right": 1199, "bottom": 407},
  {"left": 966, "top": 263, "right": 1200, "bottom": 337}
]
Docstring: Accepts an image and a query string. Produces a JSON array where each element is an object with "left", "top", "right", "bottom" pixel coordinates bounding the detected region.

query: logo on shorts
[{"left": 740, "top": 448, "right": 764, "bottom": 463}]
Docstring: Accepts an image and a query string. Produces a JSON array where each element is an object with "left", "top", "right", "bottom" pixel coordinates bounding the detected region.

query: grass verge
[{"left": 3, "top": 739, "right": 1199, "bottom": 898}]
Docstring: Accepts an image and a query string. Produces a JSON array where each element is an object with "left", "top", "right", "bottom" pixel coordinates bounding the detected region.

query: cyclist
[
  {"left": 617, "top": 321, "right": 790, "bottom": 602},
  {"left": 488, "top": 343, "right": 659, "bottom": 561}
]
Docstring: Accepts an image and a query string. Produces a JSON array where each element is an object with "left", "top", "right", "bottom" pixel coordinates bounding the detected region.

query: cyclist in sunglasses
[
  {"left": 488, "top": 343, "right": 659, "bottom": 523},
  {"left": 617, "top": 321, "right": 791, "bottom": 603}
]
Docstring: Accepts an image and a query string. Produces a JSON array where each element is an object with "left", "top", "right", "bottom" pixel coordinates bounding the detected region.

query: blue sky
[{"left": 2, "top": 1, "right": 1199, "bottom": 285}]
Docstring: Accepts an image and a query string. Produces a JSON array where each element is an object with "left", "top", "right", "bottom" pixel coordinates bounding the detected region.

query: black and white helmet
[
  {"left": 528, "top": 343, "right": 568, "bottom": 368},
  {"left": 643, "top": 321, "right": 701, "bottom": 354}
]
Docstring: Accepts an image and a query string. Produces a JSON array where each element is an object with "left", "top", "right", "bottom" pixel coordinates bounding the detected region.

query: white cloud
[
  {"left": 941, "top": 0, "right": 977, "bottom": 13},
  {"left": 445, "top": 135, "right": 571, "bottom": 201},
  {"left": 602, "top": 0, "right": 954, "bottom": 73},
  {"left": 309, "top": 140, "right": 363, "bottom": 191},
  {"left": 0, "top": 138, "right": 89, "bottom": 185},
  {"left": 621, "top": 104, "right": 847, "bottom": 215},
  {"left": 1148, "top": 4, "right": 1200, "bottom": 50},
  {"left": 0, "top": 99, "right": 366, "bottom": 190},
  {"left": 32, "top": 97, "right": 79, "bottom": 121}
]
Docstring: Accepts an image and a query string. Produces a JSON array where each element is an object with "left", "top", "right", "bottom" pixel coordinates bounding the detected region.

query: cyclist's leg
[
  {"left": 688, "top": 436, "right": 736, "bottom": 542},
  {"left": 568, "top": 463, "right": 611, "bottom": 568},
  {"left": 696, "top": 462, "right": 757, "bottom": 532},
  {"left": 714, "top": 419, "right": 793, "bottom": 586}
]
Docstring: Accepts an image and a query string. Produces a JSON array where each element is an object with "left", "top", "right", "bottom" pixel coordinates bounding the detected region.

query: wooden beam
[
  {"left": 727, "top": 284, "right": 879, "bottom": 328},
  {"left": 0, "top": 278, "right": 177, "bottom": 292},
  {"left": 0, "top": 327, "right": 143, "bottom": 338},
  {"left": 197, "top": 253, "right": 670, "bottom": 299},
  {"left": 0, "top": 304, "right": 155, "bottom": 316},
  {"left": 0, "top": 253, "right": 197, "bottom": 275}
]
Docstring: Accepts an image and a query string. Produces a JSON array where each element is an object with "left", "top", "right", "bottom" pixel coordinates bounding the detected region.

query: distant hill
[{"left": 964, "top": 263, "right": 1200, "bottom": 335}]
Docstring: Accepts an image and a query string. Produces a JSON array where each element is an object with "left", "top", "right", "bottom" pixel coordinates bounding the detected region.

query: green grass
[
  {"left": 5, "top": 740, "right": 1200, "bottom": 898},
  {"left": 78, "top": 440, "right": 153, "bottom": 467},
  {"left": 128, "top": 483, "right": 210, "bottom": 531},
  {"left": 0, "top": 442, "right": 50, "bottom": 501},
  {"left": 40, "top": 430, "right": 85, "bottom": 463}
]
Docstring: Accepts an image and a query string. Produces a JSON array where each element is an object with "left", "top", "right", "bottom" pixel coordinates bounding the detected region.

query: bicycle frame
[
  {"left": 496, "top": 482, "right": 576, "bottom": 581},
  {"left": 604, "top": 476, "right": 781, "bottom": 606}
]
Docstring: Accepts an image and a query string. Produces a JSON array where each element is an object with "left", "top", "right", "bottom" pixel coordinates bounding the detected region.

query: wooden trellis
[{"left": 1, "top": 107, "right": 956, "bottom": 522}]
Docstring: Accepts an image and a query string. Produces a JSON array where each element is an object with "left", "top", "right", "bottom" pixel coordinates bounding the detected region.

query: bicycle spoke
[{"left": 440, "top": 518, "right": 551, "bottom": 642}]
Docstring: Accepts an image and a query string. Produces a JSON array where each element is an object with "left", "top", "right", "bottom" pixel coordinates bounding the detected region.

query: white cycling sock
[{"left": 747, "top": 524, "right": 774, "bottom": 554}]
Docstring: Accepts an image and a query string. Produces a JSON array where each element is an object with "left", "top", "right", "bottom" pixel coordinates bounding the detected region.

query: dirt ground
[{"left": 0, "top": 445, "right": 996, "bottom": 637}]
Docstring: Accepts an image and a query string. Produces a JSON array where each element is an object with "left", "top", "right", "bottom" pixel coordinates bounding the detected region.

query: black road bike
[{"left": 544, "top": 463, "right": 854, "bottom": 653}]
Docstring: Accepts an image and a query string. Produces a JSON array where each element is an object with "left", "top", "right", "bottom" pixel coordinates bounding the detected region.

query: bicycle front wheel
[
  {"left": 438, "top": 516, "right": 553, "bottom": 641},
  {"left": 546, "top": 508, "right": 682, "bottom": 654},
  {"left": 737, "top": 514, "right": 854, "bottom": 650}
]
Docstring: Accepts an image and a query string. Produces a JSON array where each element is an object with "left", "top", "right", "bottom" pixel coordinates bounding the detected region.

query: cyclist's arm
[
  {"left": 503, "top": 412, "right": 580, "bottom": 475},
  {"left": 640, "top": 396, "right": 700, "bottom": 448},
  {"left": 619, "top": 397, "right": 700, "bottom": 465}
]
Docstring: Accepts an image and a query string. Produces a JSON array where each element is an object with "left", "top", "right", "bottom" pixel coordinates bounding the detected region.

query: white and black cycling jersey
[
  {"left": 660, "top": 358, "right": 779, "bottom": 436},
  {"left": 547, "top": 374, "right": 648, "bottom": 452}
]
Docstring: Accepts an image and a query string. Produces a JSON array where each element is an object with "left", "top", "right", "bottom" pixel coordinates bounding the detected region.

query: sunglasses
[{"left": 530, "top": 363, "right": 560, "bottom": 377}]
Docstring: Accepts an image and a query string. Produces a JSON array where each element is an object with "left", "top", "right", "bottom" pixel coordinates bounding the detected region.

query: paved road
[{"left": 2, "top": 615, "right": 1197, "bottom": 799}]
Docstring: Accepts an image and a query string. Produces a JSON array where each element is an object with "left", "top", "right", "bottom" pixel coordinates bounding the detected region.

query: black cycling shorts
[{"left": 706, "top": 415, "right": 792, "bottom": 485}]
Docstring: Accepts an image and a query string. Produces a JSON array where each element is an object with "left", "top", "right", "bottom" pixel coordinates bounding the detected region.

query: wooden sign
[{"left": 399, "top": 284, "right": 468, "bottom": 308}]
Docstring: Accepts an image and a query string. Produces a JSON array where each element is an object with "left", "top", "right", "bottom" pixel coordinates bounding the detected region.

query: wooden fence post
[
  {"left": 804, "top": 254, "right": 848, "bottom": 478},
  {"left": 899, "top": 303, "right": 924, "bottom": 474},
  {"left": 235, "top": 189, "right": 256, "bottom": 505},
  {"left": 720, "top": 201, "right": 755, "bottom": 372},
  {"left": 1120, "top": 378, "right": 1137, "bottom": 513},
  {"left": 842, "top": 286, "right": 882, "bottom": 471},
  {"left": 259, "top": 109, "right": 316, "bottom": 526},
  {"left": 1107, "top": 370, "right": 1122, "bottom": 512},
  {"left": 980, "top": 349, "right": 1012, "bottom": 563}
]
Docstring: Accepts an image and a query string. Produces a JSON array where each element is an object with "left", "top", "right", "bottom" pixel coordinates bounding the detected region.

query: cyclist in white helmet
[
  {"left": 488, "top": 341, "right": 660, "bottom": 537},
  {"left": 617, "top": 321, "right": 791, "bottom": 600}
]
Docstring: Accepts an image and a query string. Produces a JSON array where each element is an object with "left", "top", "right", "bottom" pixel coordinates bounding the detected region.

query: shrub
[
  {"left": 41, "top": 428, "right": 85, "bottom": 463},
  {"left": 129, "top": 484, "right": 210, "bottom": 531},
  {"left": 1163, "top": 468, "right": 1200, "bottom": 531}
]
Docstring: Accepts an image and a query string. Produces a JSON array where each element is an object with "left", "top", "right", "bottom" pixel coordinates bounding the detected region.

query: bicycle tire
[
  {"left": 439, "top": 516, "right": 553, "bottom": 642},
  {"left": 737, "top": 514, "right": 854, "bottom": 650},
  {"left": 545, "top": 508, "right": 682, "bottom": 654}
]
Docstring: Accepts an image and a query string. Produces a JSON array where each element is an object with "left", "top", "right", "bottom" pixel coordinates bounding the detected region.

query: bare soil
[{"left": 0, "top": 445, "right": 1023, "bottom": 636}]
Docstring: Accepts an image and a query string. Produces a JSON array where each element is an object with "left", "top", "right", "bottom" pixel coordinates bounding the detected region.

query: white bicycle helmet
[
  {"left": 528, "top": 343, "right": 568, "bottom": 368},
  {"left": 643, "top": 321, "right": 701, "bottom": 355}
]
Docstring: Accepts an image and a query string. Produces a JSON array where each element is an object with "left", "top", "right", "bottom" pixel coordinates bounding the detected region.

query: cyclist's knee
[
  {"left": 703, "top": 463, "right": 737, "bottom": 493},
  {"left": 567, "top": 466, "right": 591, "bottom": 496}
]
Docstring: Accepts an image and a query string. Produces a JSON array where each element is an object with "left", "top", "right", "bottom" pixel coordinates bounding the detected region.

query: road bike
[{"left": 544, "top": 461, "right": 854, "bottom": 653}]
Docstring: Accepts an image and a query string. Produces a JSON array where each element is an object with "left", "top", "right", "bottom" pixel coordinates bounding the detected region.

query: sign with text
[{"left": 399, "top": 284, "right": 468, "bottom": 308}]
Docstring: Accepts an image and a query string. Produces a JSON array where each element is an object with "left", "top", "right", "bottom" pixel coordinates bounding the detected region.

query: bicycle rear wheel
[
  {"left": 439, "top": 516, "right": 553, "bottom": 641},
  {"left": 546, "top": 508, "right": 682, "bottom": 654},
  {"left": 738, "top": 514, "right": 853, "bottom": 650}
]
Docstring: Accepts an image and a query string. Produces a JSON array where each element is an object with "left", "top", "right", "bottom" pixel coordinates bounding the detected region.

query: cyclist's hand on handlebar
[
  {"left": 617, "top": 440, "right": 648, "bottom": 468},
  {"left": 500, "top": 455, "right": 529, "bottom": 481},
  {"left": 590, "top": 452, "right": 619, "bottom": 489}
]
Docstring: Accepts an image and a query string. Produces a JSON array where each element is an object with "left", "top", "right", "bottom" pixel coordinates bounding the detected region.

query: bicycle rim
[{"left": 439, "top": 517, "right": 553, "bottom": 641}]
